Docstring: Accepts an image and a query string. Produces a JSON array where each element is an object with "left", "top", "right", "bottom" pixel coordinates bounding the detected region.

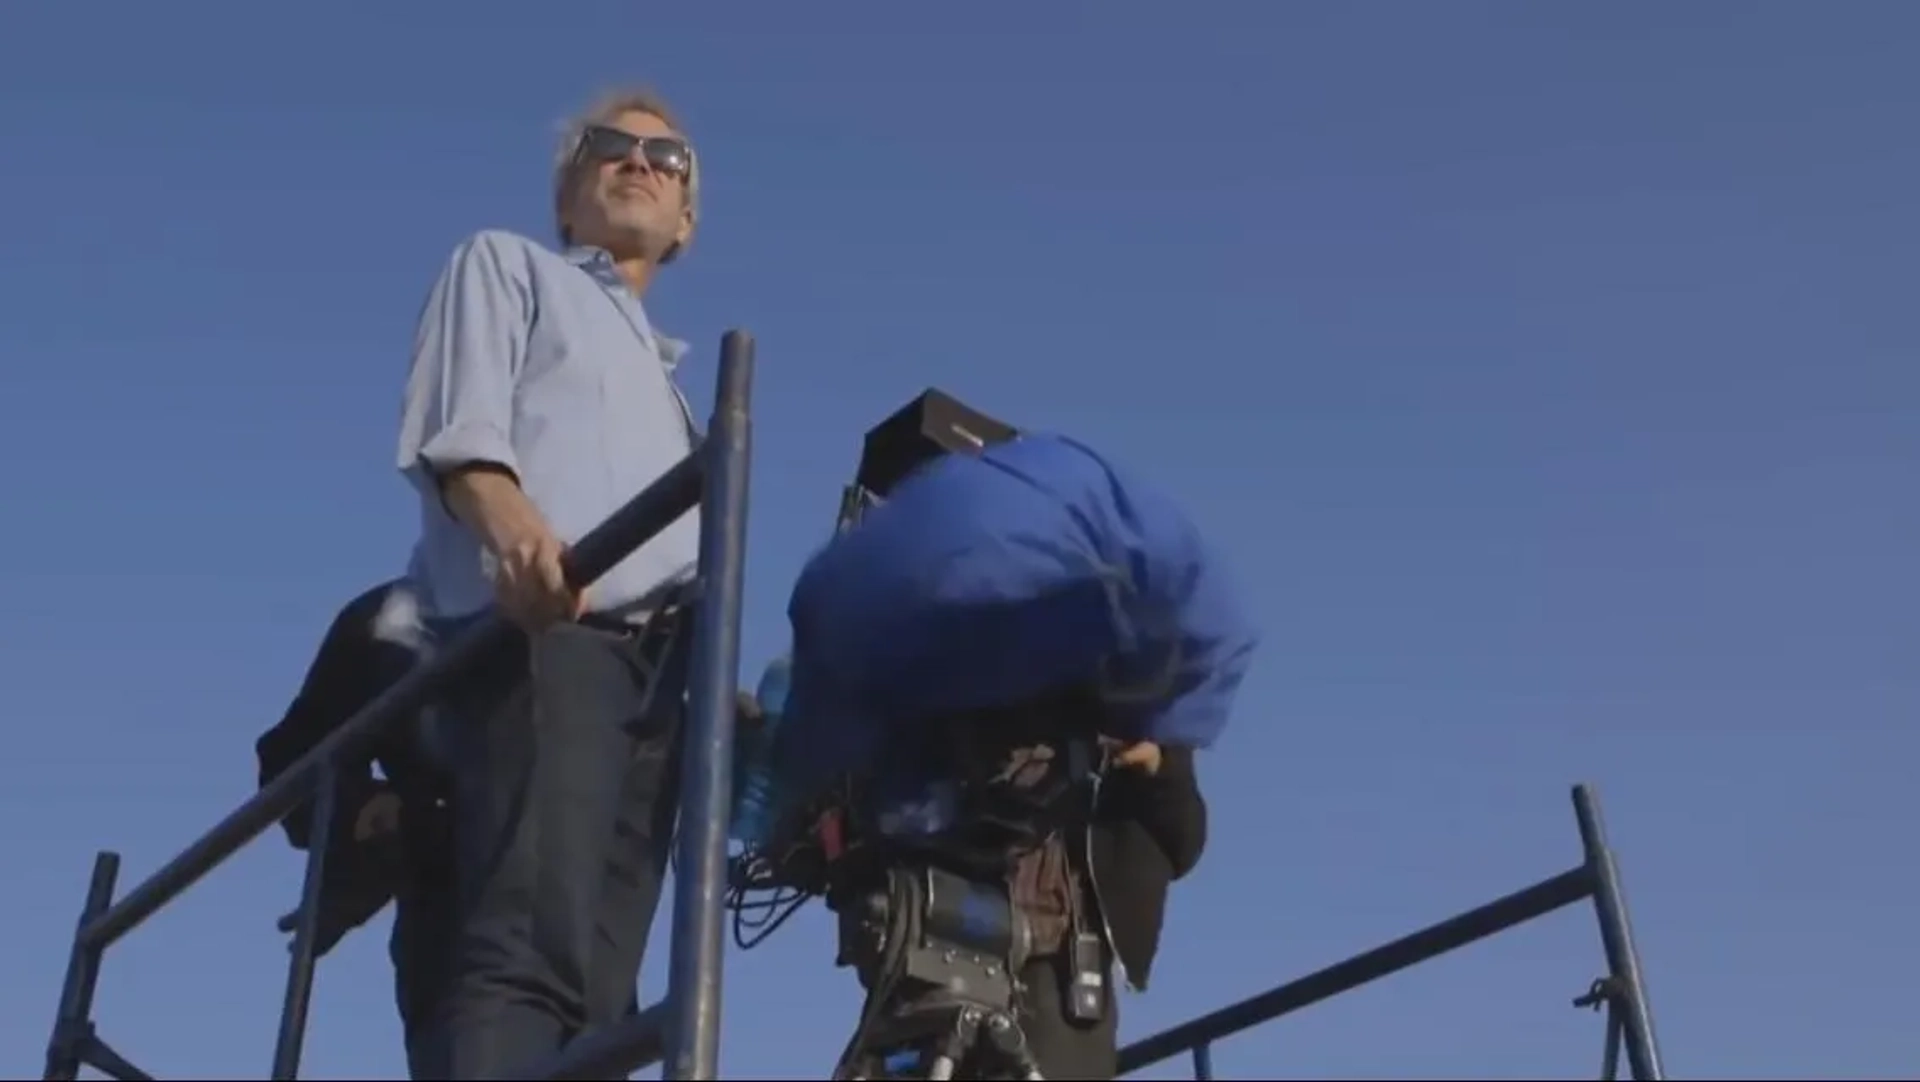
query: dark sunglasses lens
[
  {"left": 643, "top": 139, "right": 690, "bottom": 177},
  {"left": 582, "top": 126, "right": 638, "bottom": 162}
]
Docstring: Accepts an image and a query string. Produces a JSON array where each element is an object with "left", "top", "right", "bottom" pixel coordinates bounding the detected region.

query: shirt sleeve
[{"left": 395, "top": 230, "right": 536, "bottom": 494}]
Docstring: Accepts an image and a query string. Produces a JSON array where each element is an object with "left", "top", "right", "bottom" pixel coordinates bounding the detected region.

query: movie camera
[{"left": 724, "top": 391, "right": 1104, "bottom": 1080}]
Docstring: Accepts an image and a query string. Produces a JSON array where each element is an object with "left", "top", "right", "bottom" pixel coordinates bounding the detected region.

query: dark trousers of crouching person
[{"left": 1010, "top": 743, "right": 1209, "bottom": 1080}]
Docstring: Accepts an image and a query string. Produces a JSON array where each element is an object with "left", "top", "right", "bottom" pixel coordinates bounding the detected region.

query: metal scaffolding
[{"left": 39, "top": 326, "right": 1666, "bottom": 1080}]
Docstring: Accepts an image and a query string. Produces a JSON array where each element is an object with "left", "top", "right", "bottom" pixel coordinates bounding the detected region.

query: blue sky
[{"left": 1, "top": 4, "right": 1914, "bottom": 1079}]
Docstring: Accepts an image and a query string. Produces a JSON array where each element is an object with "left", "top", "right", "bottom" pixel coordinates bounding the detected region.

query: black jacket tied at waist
[{"left": 1086, "top": 744, "right": 1206, "bottom": 989}]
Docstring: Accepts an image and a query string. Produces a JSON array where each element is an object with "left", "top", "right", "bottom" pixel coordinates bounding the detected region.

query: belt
[
  {"left": 580, "top": 608, "right": 669, "bottom": 635},
  {"left": 579, "top": 606, "right": 689, "bottom": 687}
]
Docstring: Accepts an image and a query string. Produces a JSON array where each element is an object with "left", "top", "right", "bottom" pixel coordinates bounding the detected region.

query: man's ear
[{"left": 673, "top": 203, "right": 696, "bottom": 248}]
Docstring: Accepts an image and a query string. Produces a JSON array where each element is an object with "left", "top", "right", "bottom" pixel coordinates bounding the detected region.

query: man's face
[{"left": 565, "top": 109, "right": 693, "bottom": 260}]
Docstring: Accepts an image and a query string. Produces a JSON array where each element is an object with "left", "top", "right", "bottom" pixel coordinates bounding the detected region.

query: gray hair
[{"left": 552, "top": 86, "right": 701, "bottom": 264}]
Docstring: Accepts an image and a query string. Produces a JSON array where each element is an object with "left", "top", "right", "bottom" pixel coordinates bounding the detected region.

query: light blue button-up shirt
[{"left": 397, "top": 229, "right": 700, "bottom": 623}]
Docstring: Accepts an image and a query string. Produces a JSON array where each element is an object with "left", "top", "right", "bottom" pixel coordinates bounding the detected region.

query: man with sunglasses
[{"left": 395, "top": 87, "right": 704, "bottom": 1079}]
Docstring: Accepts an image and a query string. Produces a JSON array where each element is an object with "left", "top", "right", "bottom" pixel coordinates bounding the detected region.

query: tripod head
[{"left": 829, "top": 857, "right": 1044, "bottom": 1080}]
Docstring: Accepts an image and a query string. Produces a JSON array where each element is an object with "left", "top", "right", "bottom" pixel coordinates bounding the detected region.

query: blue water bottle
[{"left": 729, "top": 654, "right": 792, "bottom": 847}]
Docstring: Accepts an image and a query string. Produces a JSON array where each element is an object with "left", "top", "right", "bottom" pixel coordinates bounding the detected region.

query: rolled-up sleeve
[{"left": 396, "top": 230, "right": 534, "bottom": 494}]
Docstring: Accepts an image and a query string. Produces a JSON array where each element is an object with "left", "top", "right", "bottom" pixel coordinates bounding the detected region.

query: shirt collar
[
  {"left": 564, "top": 244, "right": 622, "bottom": 282},
  {"left": 563, "top": 245, "right": 690, "bottom": 371},
  {"left": 656, "top": 335, "right": 690, "bottom": 370}
]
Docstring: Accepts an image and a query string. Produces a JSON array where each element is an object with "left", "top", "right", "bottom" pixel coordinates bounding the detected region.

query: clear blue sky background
[{"left": 1, "top": 5, "right": 1913, "bottom": 1079}]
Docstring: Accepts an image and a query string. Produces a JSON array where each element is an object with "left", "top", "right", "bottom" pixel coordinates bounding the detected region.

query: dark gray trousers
[
  {"left": 391, "top": 865, "right": 646, "bottom": 1081},
  {"left": 392, "top": 869, "right": 454, "bottom": 1080},
  {"left": 423, "top": 618, "right": 686, "bottom": 1080},
  {"left": 1019, "top": 944, "right": 1121, "bottom": 1080}
]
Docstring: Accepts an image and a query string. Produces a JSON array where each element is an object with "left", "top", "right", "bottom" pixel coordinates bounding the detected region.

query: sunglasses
[{"left": 575, "top": 125, "right": 695, "bottom": 182}]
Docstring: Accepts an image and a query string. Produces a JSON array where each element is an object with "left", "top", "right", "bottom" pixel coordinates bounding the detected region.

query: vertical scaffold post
[
  {"left": 1573, "top": 785, "right": 1665, "bottom": 1081},
  {"left": 44, "top": 851, "right": 121, "bottom": 1082},
  {"left": 270, "top": 762, "right": 341, "bottom": 1080},
  {"left": 661, "top": 329, "right": 756, "bottom": 1080}
]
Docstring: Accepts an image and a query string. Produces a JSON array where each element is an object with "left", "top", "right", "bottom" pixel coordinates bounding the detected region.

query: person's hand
[
  {"left": 354, "top": 790, "right": 403, "bottom": 841},
  {"left": 273, "top": 789, "right": 404, "bottom": 958},
  {"left": 1106, "top": 739, "right": 1163, "bottom": 776},
  {"left": 275, "top": 876, "right": 392, "bottom": 958},
  {"left": 489, "top": 527, "right": 585, "bottom": 631}
]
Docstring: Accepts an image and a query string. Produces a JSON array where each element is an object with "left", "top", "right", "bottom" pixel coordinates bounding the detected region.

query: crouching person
[
  {"left": 774, "top": 428, "right": 1253, "bottom": 1080},
  {"left": 253, "top": 579, "right": 456, "bottom": 1079}
]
